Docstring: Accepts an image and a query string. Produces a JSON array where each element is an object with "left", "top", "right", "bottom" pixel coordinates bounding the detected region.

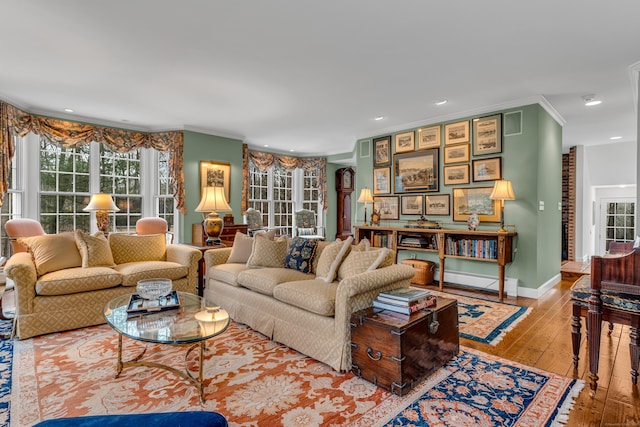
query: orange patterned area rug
[{"left": 11, "top": 322, "right": 581, "bottom": 427}]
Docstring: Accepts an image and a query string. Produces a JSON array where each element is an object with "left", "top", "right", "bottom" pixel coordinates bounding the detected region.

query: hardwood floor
[{"left": 422, "top": 278, "right": 639, "bottom": 426}]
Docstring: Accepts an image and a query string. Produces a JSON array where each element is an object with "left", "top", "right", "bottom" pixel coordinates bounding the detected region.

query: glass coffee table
[{"left": 104, "top": 291, "right": 230, "bottom": 403}]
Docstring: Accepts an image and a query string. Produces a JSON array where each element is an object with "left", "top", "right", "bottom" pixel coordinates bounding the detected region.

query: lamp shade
[
  {"left": 195, "top": 186, "right": 232, "bottom": 213},
  {"left": 490, "top": 180, "right": 515, "bottom": 201},
  {"left": 83, "top": 193, "right": 120, "bottom": 212},
  {"left": 357, "top": 188, "right": 374, "bottom": 204}
]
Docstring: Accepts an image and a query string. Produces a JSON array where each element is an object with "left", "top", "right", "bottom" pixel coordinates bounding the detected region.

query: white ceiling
[{"left": 1, "top": 1, "right": 639, "bottom": 158}]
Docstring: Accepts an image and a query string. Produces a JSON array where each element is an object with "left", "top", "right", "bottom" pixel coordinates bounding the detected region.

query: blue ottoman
[{"left": 33, "top": 411, "right": 228, "bottom": 427}]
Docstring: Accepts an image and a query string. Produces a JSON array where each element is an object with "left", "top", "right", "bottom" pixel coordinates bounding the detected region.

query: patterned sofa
[
  {"left": 5, "top": 231, "right": 201, "bottom": 339},
  {"left": 204, "top": 234, "right": 415, "bottom": 371}
]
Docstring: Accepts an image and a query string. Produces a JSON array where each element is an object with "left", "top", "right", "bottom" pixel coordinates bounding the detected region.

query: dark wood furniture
[
  {"left": 335, "top": 167, "right": 354, "bottom": 240},
  {"left": 181, "top": 242, "right": 226, "bottom": 296},
  {"left": 355, "top": 226, "right": 516, "bottom": 301},
  {"left": 350, "top": 297, "right": 459, "bottom": 396},
  {"left": 192, "top": 223, "right": 248, "bottom": 247},
  {"left": 571, "top": 248, "right": 640, "bottom": 394}
]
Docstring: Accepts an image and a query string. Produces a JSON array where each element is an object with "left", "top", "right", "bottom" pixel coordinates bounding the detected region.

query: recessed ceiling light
[
  {"left": 63, "top": 108, "right": 74, "bottom": 113},
  {"left": 263, "top": 144, "right": 269, "bottom": 147},
  {"left": 374, "top": 116, "right": 384, "bottom": 121},
  {"left": 582, "top": 95, "right": 602, "bottom": 106},
  {"left": 289, "top": 149, "right": 295, "bottom": 152},
  {"left": 610, "top": 136, "right": 622, "bottom": 140},
  {"left": 435, "top": 100, "right": 447, "bottom": 106}
]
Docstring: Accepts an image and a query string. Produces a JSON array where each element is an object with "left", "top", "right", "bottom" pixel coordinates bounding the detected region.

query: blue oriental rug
[{"left": 0, "top": 319, "right": 13, "bottom": 427}]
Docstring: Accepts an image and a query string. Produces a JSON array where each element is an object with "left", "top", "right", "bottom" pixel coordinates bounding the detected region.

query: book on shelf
[
  {"left": 372, "top": 296, "right": 437, "bottom": 315},
  {"left": 378, "top": 287, "right": 431, "bottom": 302}
]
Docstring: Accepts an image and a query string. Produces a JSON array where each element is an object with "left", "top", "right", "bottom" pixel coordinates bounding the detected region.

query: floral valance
[
  {"left": 0, "top": 101, "right": 186, "bottom": 213},
  {"left": 242, "top": 147, "right": 327, "bottom": 212}
]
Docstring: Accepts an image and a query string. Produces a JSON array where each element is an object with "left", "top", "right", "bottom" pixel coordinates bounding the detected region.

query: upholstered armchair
[
  {"left": 293, "top": 209, "right": 324, "bottom": 239},
  {"left": 244, "top": 208, "right": 265, "bottom": 236}
]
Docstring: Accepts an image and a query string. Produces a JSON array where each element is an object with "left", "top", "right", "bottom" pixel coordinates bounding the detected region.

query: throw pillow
[
  {"left": 227, "top": 232, "right": 254, "bottom": 264},
  {"left": 285, "top": 237, "right": 319, "bottom": 273},
  {"left": 352, "top": 238, "right": 371, "bottom": 252},
  {"left": 246, "top": 234, "right": 288, "bottom": 268},
  {"left": 315, "top": 236, "right": 353, "bottom": 283},
  {"left": 74, "top": 230, "right": 116, "bottom": 268},
  {"left": 254, "top": 228, "right": 277, "bottom": 239},
  {"left": 18, "top": 232, "right": 82, "bottom": 276},
  {"left": 109, "top": 233, "right": 166, "bottom": 264},
  {"left": 337, "top": 247, "right": 389, "bottom": 281}
]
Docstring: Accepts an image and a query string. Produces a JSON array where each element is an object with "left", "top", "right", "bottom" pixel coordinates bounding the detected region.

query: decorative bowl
[{"left": 136, "top": 278, "right": 173, "bottom": 300}]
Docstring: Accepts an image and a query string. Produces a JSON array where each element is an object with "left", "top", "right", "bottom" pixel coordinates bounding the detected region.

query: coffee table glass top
[{"left": 104, "top": 292, "right": 230, "bottom": 345}]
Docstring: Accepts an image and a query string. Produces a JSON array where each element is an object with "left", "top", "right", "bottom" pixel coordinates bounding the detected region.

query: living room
[{"left": 1, "top": 1, "right": 639, "bottom": 426}]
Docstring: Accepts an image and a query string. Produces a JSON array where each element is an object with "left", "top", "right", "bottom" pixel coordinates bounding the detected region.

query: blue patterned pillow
[{"left": 285, "top": 237, "right": 319, "bottom": 273}]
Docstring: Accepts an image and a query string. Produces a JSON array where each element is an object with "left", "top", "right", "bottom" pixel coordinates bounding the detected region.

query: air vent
[{"left": 503, "top": 111, "right": 522, "bottom": 136}]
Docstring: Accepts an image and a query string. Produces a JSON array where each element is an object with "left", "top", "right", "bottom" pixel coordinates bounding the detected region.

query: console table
[{"left": 355, "top": 226, "right": 516, "bottom": 301}]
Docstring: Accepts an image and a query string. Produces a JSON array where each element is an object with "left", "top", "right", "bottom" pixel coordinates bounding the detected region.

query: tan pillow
[
  {"left": 227, "top": 232, "right": 254, "bottom": 264},
  {"left": 315, "top": 237, "right": 353, "bottom": 283},
  {"left": 18, "top": 232, "right": 82, "bottom": 276},
  {"left": 338, "top": 247, "right": 389, "bottom": 281},
  {"left": 75, "top": 230, "right": 115, "bottom": 268},
  {"left": 109, "top": 233, "right": 166, "bottom": 264},
  {"left": 254, "top": 228, "right": 277, "bottom": 240},
  {"left": 246, "top": 234, "right": 288, "bottom": 268},
  {"left": 352, "top": 238, "right": 371, "bottom": 252}
]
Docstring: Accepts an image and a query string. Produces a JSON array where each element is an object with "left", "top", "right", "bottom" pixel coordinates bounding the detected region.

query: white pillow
[{"left": 227, "top": 232, "right": 254, "bottom": 264}]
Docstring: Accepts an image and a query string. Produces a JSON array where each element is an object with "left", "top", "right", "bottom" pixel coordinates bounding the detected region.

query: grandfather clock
[{"left": 335, "top": 167, "right": 354, "bottom": 240}]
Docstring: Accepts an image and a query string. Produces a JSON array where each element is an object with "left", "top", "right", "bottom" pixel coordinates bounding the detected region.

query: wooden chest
[{"left": 350, "top": 297, "right": 459, "bottom": 396}]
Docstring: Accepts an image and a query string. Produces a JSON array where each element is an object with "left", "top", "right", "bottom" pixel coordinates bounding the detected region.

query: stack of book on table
[{"left": 373, "top": 287, "right": 436, "bottom": 315}]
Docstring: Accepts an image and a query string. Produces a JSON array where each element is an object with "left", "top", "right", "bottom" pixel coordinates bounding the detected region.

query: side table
[{"left": 180, "top": 243, "right": 226, "bottom": 296}]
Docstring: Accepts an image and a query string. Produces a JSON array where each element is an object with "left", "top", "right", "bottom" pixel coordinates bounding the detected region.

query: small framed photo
[
  {"left": 417, "top": 125, "right": 441, "bottom": 149},
  {"left": 472, "top": 157, "right": 502, "bottom": 182},
  {"left": 473, "top": 114, "right": 502, "bottom": 156},
  {"left": 425, "top": 194, "right": 450, "bottom": 216},
  {"left": 444, "top": 120, "right": 470, "bottom": 145},
  {"left": 373, "top": 136, "right": 391, "bottom": 166},
  {"left": 394, "top": 131, "right": 415, "bottom": 153},
  {"left": 374, "top": 196, "right": 400, "bottom": 220},
  {"left": 373, "top": 167, "right": 391, "bottom": 195},
  {"left": 452, "top": 187, "right": 500, "bottom": 222},
  {"left": 200, "top": 160, "right": 231, "bottom": 202},
  {"left": 443, "top": 144, "right": 470, "bottom": 164},
  {"left": 394, "top": 149, "right": 439, "bottom": 193},
  {"left": 401, "top": 195, "right": 424, "bottom": 215},
  {"left": 443, "top": 164, "right": 470, "bottom": 185}
]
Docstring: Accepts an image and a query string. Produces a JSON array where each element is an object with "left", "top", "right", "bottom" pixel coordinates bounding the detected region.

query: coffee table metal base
[{"left": 115, "top": 334, "right": 207, "bottom": 403}]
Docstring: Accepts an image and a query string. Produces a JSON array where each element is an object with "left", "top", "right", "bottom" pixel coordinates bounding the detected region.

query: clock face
[{"left": 344, "top": 171, "right": 352, "bottom": 189}]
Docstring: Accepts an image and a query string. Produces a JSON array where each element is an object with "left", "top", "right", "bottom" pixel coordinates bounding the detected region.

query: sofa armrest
[
  {"left": 204, "top": 247, "right": 232, "bottom": 270},
  {"left": 5, "top": 252, "right": 38, "bottom": 316},
  {"left": 166, "top": 244, "right": 202, "bottom": 294}
]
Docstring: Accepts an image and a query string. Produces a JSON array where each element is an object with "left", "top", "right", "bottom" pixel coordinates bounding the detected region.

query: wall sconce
[
  {"left": 490, "top": 180, "right": 515, "bottom": 232},
  {"left": 195, "top": 186, "right": 232, "bottom": 245},
  {"left": 83, "top": 193, "right": 120, "bottom": 235},
  {"left": 357, "top": 188, "right": 374, "bottom": 226}
]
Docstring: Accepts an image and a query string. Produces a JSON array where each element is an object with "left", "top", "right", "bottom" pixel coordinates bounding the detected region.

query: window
[
  {"left": 604, "top": 201, "right": 635, "bottom": 251},
  {"left": 273, "top": 168, "right": 294, "bottom": 235},
  {"left": 157, "top": 150, "right": 175, "bottom": 234},
  {"left": 0, "top": 136, "right": 22, "bottom": 257}
]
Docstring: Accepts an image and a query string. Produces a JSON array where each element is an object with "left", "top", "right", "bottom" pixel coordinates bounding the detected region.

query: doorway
[{"left": 596, "top": 189, "right": 636, "bottom": 254}]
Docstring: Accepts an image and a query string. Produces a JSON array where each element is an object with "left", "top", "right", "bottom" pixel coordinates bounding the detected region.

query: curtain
[
  {"left": 0, "top": 101, "right": 186, "bottom": 213},
  {"left": 244, "top": 149, "right": 327, "bottom": 212}
]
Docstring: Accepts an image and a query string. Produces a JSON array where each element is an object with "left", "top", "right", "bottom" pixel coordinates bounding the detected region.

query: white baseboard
[{"left": 517, "top": 273, "right": 560, "bottom": 299}]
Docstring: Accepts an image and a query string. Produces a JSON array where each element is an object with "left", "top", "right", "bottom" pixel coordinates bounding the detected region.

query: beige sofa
[
  {"left": 5, "top": 231, "right": 201, "bottom": 339},
  {"left": 204, "top": 234, "right": 415, "bottom": 371}
]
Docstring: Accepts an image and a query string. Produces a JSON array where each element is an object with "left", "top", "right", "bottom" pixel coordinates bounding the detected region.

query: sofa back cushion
[
  {"left": 75, "top": 230, "right": 116, "bottom": 268},
  {"left": 227, "top": 232, "right": 255, "bottom": 264},
  {"left": 18, "top": 232, "right": 82, "bottom": 276},
  {"left": 109, "top": 233, "right": 166, "bottom": 264},
  {"left": 246, "top": 234, "right": 288, "bottom": 268},
  {"left": 315, "top": 237, "right": 353, "bottom": 283}
]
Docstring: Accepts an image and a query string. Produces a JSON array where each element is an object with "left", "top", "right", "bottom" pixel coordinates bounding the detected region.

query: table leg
[{"left": 116, "top": 334, "right": 123, "bottom": 378}]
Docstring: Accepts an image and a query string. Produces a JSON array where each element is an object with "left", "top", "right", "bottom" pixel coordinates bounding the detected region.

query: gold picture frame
[
  {"left": 452, "top": 187, "right": 500, "bottom": 222},
  {"left": 417, "top": 125, "right": 441, "bottom": 149},
  {"left": 394, "top": 131, "right": 415, "bottom": 153},
  {"left": 444, "top": 120, "right": 470, "bottom": 145},
  {"left": 199, "top": 161, "right": 231, "bottom": 202}
]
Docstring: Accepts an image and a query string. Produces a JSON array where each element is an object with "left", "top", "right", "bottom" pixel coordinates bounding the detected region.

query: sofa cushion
[
  {"left": 227, "top": 232, "right": 254, "bottom": 264},
  {"left": 338, "top": 247, "right": 389, "bottom": 281},
  {"left": 351, "top": 237, "right": 395, "bottom": 267},
  {"left": 315, "top": 237, "right": 353, "bottom": 283},
  {"left": 247, "top": 235, "right": 288, "bottom": 268},
  {"left": 109, "top": 233, "right": 166, "bottom": 264},
  {"left": 237, "top": 268, "right": 314, "bottom": 296},
  {"left": 208, "top": 263, "right": 251, "bottom": 287},
  {"left": 113, "top": 261, "right": 188, "bottom": 286},
  {"left": 273, "top": 279, "right": 339, "bottom": 316},
  {"left": 35, "top": 266, "right": 122, "bottom": 296},
  {"left": 285, "top": 237, "right": 318, "bottom": 274},
  {"left": 18, "top": 232, "right": 82, "bottom": 276},
  {"left": 75, "top": 230, "right": 116, "bottom": 268}
]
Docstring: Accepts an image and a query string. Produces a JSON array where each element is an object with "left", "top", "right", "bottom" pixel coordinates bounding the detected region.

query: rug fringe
[
  {"left": 488, "top": 306, "right": 533, "bottom": 345},
  {"left": 551, "top": 379, "right": 585, "bottom": 426}
]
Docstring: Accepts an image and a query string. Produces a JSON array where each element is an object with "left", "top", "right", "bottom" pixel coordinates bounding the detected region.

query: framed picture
[
  {"left": 443, "top": 164, "right": 470, "bottom": 185},
  {"left": 425, "top": 194, "right": 450, "bottom": 216},
  {"left": 444, "top": 120, "right": 470, "bottom": 145},
  {"left": 443, "top": 144, "right": 470, "bottom": 164},
  {"left": 473, "top": 114, "right": 502, "bottom": 155},
  {"left": 393, "top": 149, "right": 439, "bottom": 193},
  {"left": 199, "top": 160, "right": 231, "bottom": 202},
  {"left": 373, "top": 167, "right": 391, "bottom": 195},
  {"left": 452, "top": 187, "right": 500, "bottom": 222},
  {"left": 401, "top": 194, "right": 424, "bottom": 215},
  {"left": 394, "top": 131, "right": 415, "bottom": 153},
  {"left": 373, "top": 136, "right": 391, "bottom": 166},
  {"left": 374, "top": 196, "right": 399, "bottom": 220},
  {"left": 472, "top": 157, "right": 502, "bottom": 182},
  {"left": 417, "top": 125, "right": 441, "bottom": 149}
]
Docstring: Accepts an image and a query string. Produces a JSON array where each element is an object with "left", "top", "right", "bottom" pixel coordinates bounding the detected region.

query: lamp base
[
  {"left": 96, "top": 210, "right": 109, "bottom": 235},
  {"left": 203, "top": 212, "right": 224, "bottom": 246}
]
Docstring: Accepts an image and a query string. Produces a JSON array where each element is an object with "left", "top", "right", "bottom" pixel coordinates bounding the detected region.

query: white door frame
[{"left": 594, "top": 186, "right": 637, "bottom": 255}]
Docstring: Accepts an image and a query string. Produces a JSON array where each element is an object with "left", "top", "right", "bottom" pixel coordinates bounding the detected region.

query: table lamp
[
  {"left": 357, "top": 187, "right": 374, "bottom": 226},
  {"left": 83, "top": 193, "right": 120, "bottom": 235},
  {"left": 195, "top": 186, "right": 232, "bottom": 245},
  {"left": 490, "top": 180, "right": 515, "bottom": 232}
]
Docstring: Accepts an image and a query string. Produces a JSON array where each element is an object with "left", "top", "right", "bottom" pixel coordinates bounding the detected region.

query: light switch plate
[{"left": 539, "top": 201, "right": 545, "bottom": 211}]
